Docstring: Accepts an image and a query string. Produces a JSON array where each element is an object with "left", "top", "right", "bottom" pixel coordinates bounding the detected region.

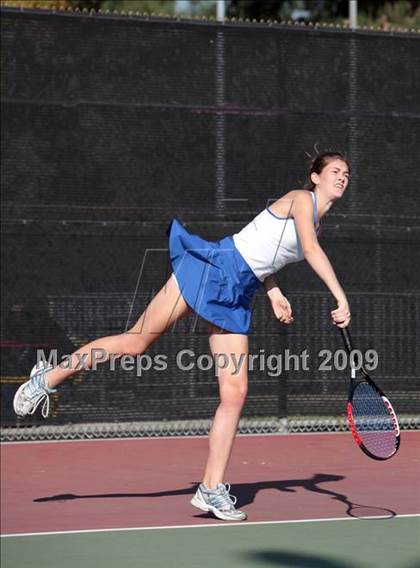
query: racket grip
[
  {"left": 340, "top": 327, "right": 353, "bottom": 354},
  {"left": 341, "top": 327, "right": 371, "bottom": 380}
]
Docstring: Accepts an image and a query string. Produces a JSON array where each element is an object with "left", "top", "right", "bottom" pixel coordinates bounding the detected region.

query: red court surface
[{"left": 1, "top": 431, "right": 419, "bottom": 535}]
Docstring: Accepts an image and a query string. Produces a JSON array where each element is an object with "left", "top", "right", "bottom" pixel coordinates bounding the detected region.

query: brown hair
[{"left": 304, "top": 152, "right": 350, "bottom": 191}]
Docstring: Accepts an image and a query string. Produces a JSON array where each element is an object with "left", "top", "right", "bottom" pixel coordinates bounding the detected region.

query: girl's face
[{"left": 311, "top": 159, "right": 350, "bottom": 199}]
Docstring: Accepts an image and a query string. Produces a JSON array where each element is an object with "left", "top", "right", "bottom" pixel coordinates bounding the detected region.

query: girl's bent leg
[{"left": 45, "top": 274, "right": 191, "bottom": 388}]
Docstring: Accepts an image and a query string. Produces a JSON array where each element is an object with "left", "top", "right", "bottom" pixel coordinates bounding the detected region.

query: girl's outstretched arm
[{"left": 293, "top": 192, "right": 351, "bottom": 328}]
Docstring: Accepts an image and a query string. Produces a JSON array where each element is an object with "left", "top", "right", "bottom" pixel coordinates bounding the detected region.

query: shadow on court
[
  {"left": 236, "top": 550, "right": 355, "bottom": 568},
  {"left": 33, "top": 472, "right": 396, "bottom": 519}
]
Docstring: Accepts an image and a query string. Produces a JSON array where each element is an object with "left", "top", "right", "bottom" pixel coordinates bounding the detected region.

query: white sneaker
[
  {"left": 190, "top": 483, "right": 247, "bottom": 521},
  {"left": 13, "top": 363, "right": 56, "bottom": 418}
]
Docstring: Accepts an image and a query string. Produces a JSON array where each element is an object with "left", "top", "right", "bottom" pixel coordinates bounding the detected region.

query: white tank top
[{"left": 232, "top": 192, "right": 319, "bottom": 282}]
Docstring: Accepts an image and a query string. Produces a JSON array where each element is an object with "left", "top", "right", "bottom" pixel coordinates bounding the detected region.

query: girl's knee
[
  {"left": 220, "top": 381, "right": 248, "bottom": 407},
  {"left": 119, "top": 332, "right": 150, "bottom": 357}
]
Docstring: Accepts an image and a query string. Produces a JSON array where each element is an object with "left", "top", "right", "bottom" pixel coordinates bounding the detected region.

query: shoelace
[
  {"left": 210, "top": 483, "right": 238, "bottom": 510},
  {"left": 25, "top": 370, "right": 56, "bottom": 418},
  {"left": 27, "top": 393, "right": 51, "bottom": 419}
]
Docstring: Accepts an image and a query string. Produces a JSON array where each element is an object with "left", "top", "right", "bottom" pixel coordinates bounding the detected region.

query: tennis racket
[{"left": 340, "top": 327, "right": 400, "bottom": 460}]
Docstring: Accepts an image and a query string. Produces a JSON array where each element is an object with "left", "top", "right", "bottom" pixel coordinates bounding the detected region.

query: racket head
[{"left": 347, "top": 370, "right": 401, "bottom": 460}]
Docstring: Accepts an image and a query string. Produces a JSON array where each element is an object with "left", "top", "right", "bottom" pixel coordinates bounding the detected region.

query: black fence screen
[{"left": 1, "top": 8, "right": 419, "bottom": 436}]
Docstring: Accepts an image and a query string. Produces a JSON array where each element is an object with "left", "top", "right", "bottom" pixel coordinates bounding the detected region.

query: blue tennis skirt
[{"left": 167, "top": 218, "right": 262, "bottom": 334}]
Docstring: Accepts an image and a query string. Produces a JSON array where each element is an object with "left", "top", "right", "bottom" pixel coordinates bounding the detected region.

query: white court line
[{"left": 2, "top": 513, "right": 419, "bottom": 539}]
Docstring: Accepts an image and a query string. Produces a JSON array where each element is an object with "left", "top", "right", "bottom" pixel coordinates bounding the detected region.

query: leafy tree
[
  {"left": 97, "top": 0, "right": 176, "bottom": 15},
  {"left": 226, "top": 0, "right": 419, "bottom": 27},
  {"left": 1, "top": 0, "right": 418, "bottom": 28},
  {"left": 0, "top": 0, "right": 73, "bottom": 8}
]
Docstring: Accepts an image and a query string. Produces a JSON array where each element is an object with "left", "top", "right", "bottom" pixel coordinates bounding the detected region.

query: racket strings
[{"left": 351, "top": 382, "right": 397, "bottom": 458}]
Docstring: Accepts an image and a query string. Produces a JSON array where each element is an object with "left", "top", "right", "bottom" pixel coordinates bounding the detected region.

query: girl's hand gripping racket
[{"left": 340, "top": 327, "right": 401, "bottom": 460}]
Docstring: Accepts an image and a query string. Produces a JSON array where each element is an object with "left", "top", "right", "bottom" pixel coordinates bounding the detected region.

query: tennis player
[{"left": 14, "top": 151, "right": 351, "bottom": 521}]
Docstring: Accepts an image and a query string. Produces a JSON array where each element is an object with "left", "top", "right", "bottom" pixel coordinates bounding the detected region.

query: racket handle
[
  {"left": 341, "top": 328, "right": 371, "bottom": 379},
  {"left": 340, "top": 327, "right": 353, "bottom": 354}
]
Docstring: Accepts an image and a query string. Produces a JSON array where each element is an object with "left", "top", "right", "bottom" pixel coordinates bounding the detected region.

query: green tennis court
[{"left": 2, "top": 517, "right": 419, "bottom": 568}]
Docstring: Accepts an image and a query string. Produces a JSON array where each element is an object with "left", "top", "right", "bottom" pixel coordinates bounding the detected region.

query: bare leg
[
  {"left": 202, "top": 326, "right": 248, "bottom": 489},
  {"left": 45, "top": 274, "right": 191, "bottom": 388}
]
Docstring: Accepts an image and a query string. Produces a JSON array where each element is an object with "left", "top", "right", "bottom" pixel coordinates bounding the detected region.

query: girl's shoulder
[{"left": 269, "top": 189, "right": 313, "bottom": 217}]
